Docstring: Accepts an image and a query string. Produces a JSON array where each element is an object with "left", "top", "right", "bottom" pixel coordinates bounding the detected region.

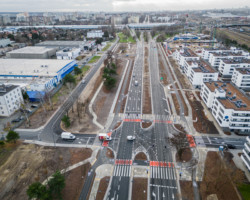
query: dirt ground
[
  {"left": 158, "top": 51, "right": 169, "bottom": 86},
  {"left": 169, "top": 57, "right": 191, "bottom": 90},
  {"left": 180, "top": 181, "right": 194, "bottom": 200},
  {"left": 132, "top": 178, "right": 148, "bottom": 200},
  {"left": 142, "top": 122, "right": 152, "bottom": 128},
  {"left": 176, "top": 148, "right": 192, "bottom": 162},
  {"left": 62, "top": 162, "right": 91, "bottom": 200},
  {"left": 172, "top": 93, "right": 180, "bottom": 115},
  {"left": 93, "top": 58, "right": 126, "bottom": 125},
  {"left": 0, "top": 143, "right": 92, "bottom": 200},
  {"left": 199, "top": 151, "right": 242, "bottom": 200},
  {"left": 96, "top": 176, "right": 110, "bottom": 200},
  {"left": 175, "top": 83, "right": 188, "bottom": 116},
  {"left": 65, "top": 65, "right": 104, "bottom": 133},
  {"left": 174, "top": 124, "right": 187, "bottom": 133},
  {"left": 106, "top": 148, "right": 114, "bottom": 159},
  {"left": 143, "top": 46, "right": 152, "bottom": 114},
  {"left": 186, "top": 91, "right": 218, "bottom": 134},
  {"left": 134, "top": 152, "right": 147, "bottom": 160}
]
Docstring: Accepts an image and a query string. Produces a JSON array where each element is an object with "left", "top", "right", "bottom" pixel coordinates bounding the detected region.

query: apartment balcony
[
  {"left": 229, "top": 124, "right": 250, "bottom": 130},
  {"left": 231, "top": 114, "right": 250, "bottom": 118},
  {"left": 241, "top": 154, "right": 250, "bottom": 171}
]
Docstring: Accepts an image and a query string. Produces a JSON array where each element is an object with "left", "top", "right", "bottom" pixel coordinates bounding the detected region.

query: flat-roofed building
[
  {"left": 208, "top": 51, "right": 249, "bottom": 69},
  {"left": 56, "top": 48, "right": 81, "bottom": 60},
  {"left": 0, "top": 84, "right": 23, "bottom": 117},
  {"left": 201, "top": 81, "right": 250, "bottom": 135},
  {"left": 6, "top": 46, "right": 56, "bottom": 59},
  {"left": 173, "top": 48, "right": 199, "bottom": 69},
  {"left": 232, "top": 68, "right": 250, "bottom": 91},
  {"left": 184, "top": 60, "right": 218, "bottom": 88},
  {"left": 0, "top": 59, "right": 77, "bottom": 97},
  {"left": 87, "top": 30, "right": 104, "bottom": 38},
  {"left": 218, "top": 58, "right": 250, "bottom": 77},
  {"left": 201, "top": 47, "right": 242, "bottom": 60}
]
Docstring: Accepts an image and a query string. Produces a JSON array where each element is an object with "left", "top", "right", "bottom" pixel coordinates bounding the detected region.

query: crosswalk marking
[
  {"left": 150, "top": 166, "right": 176, "bottom": 180},
  {"left": 113, "top": 159, "right": 132, "bottom": 177}
]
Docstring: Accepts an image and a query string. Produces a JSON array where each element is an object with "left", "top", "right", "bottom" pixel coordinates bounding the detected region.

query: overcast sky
[{"left": 0, "top": 0, "right": 249, "bottom": 12}]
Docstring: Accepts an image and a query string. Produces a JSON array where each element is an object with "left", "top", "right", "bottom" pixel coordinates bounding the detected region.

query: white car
[
  {"left": 127, "top": 136, "right": 136, "bottom": 141},
  {"left": 82, "top": 79, "right": 86, "bottom": 84}
]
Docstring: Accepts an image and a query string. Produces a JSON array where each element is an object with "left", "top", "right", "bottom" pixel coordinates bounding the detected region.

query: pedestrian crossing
[
  {"left": 113, "top": 165, "right": 132, "bottom": 177},
  {"left": 150, "top": 166, "right": 176, "bottom": 180}
]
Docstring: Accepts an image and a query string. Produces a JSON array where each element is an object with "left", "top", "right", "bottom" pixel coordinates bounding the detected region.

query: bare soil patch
[
  {"left": 224, "top": 131, "right": 231, "bottom": 135},
  {"left": 143, "top": 46, "right": 152, "bottom": 114},
  {"left": 176, "top": 147, "right": 192, "bottom": 162},
  {"left": 171, "top": 93, "right": 180, "bottom": 115},
  {"left": 132, "top": 178, "right": 148, "bottom": 200},
  {"left": 195, "top": 91, "right": 202, "bottom": 101},
  {"left": 169, "top": 57, "right": 191, "bottom": 90},
  {"left": 174, "top": 124, "right": 187, "bottom": 133},
  {"left": 62, "top": 162, "right": 91, "bottom": 200},
  {"left": 113, "top": 121, "right": 122, "bottom": 130},
  {"left": 142, "top": 122, "right": 152, "bottom": 128},
  {"left": 158, "top": 52, "right": 169, "bottom": 85},
  {"left": 180, "top": 181, "right": 194, "bottom": 200},
  {"left": 0, "top": 144, "right": 92, "bottom": 200},
  {"left": 96, "top": 176, "right": 110, "bottom": 200},
  {"left": 186, "top": 91, "right": 218, "bottom": 134},
  {"left": 106, "top": 148, "right": 114, "bottom": 159},
  {"left": 134, "top": 152, "right": 147, "bottom": 161}
]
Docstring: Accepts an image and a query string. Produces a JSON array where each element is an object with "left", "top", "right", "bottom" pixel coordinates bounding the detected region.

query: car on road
[
  {"left": 81, "top": 79, "right": 86, "bottom": 84},
  {"left": 226, "top": 144, "right": 236, "bottom": 149},
  {"left": 11, "top": 118, "right": 21, "bottom": 123},
  {"left": 127, "top": 136, "right": 135, "bottom": 141},
  {"left": 61, "top": 132, "right": 76, "bottom": 140}
]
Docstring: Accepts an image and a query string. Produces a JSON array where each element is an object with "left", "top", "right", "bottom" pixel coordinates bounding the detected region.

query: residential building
[
  {"left": 201, "top": 81, "right": 250, "bottom": 134},
  {"left": 241, "top": 136, "right": 250, "bottom": 171},
  {"left": 232, "top": 68, "right": 250, "bottom": 91},
  {"left": 56, "top": 48, "right": 81, "bottom": 60},
  {"left": 0, "top": 39, "right": 13, "bottom": 48},
  {"left": 218, "top": 58, "right": 250, "bottom": 77},
  {"left": 128, "top": 16, "right": 139, "bottom": 24},
  {"left": 184, "top": 60, "right": 218, "bottom": 88},
  {"left": 6, "top": 46, "right": 56, "bottom": 59},
  {"left": 87, "top": 30, "right": 104, "bottom": 38},
  {"left": 173, "top": 48, "right": 199, "bottom": 69},
  {"left": 208, "top": 51, "right": 249, "bottom": 69},
  {"left": 0, "top": 84, "right": 23, "bottom": 117},
  {"left": 0, "top": 59, "right": 77, "bottom": 97},
  {"left": 201, "top": 47, "right": 237, "bottom": 60}
]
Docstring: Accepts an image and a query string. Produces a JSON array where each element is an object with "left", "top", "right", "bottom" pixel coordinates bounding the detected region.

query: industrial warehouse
[{"left": 0, "top": 59, "right": 77, "bottom": 99}]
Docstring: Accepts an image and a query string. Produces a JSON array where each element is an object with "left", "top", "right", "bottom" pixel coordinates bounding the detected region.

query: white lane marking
[
  {"left": 169, "top": 167, "right": 172, "bottom": 180},
  {"left": 114, "top": 166, "right": 118, "bottom": 176},
  {"left": 117, "top": 165, "right": 121, "bottom": 177},
  {"left": 172, "top": 168, "right": 176, "bottom": 180},
  {"left": 165, "top": 168, "right": 168, "bottom": 179}
]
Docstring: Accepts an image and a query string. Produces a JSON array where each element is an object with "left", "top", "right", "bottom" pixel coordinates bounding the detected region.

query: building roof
[
  {"left": 235, "top": 68, "right": 250, "bottom": 75},
  {"left": 0, "top": 84, "right": 18, "bottom": 96},
  {"left": 180, "top": 48, "right": 198, "bottom": 57},
  {"left": 210, "top": 52, "right": 245, "bottom": 57},
  {"left": 221, "top": 58, "right": 250, "bottom": 64},
  {"left": 0, "top": 59, "right": 74, "bottom": 77},
  {"left": 36, "top": 40, "right": 84, "bottom": 47},
  {"left": 57, "top": 47, "right": 80, "bottom": 54},
  {"left": 190, "top": 60, "right": 216, "bottom": 73},
  {"left": 7, "top": 46, "right": 55, "bottom": 55},
  {"left": 204, "top": 81, "right": 250, "bottom": 111}
]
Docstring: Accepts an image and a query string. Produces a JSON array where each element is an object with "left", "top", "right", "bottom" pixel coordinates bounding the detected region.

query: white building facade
[
  {"left": 218, "top": 58, "right": 250, "bottom": 77},
  {"left": 241, "top": 136, "right": 250, "bottom": 171},
  {"left": 201, "top": 81, "right": 250, "bottom": 134},
  {"left": 0, "top": 85, "right": 23, "bottom": 117},
  {"left": 232, "top": 68, "right": 250, "bottom": 91},
  {"left": 56, "top": 48, "right": 81, "bottom": 60},
  {"left": 173, "top": 48, "right": 199, "bottom": 69},
  {"left": 0, "top": 39, "right": 12, "bottom": 48},
  {"left": 87, "top": 30, "right": 104, "bottom": 38}
]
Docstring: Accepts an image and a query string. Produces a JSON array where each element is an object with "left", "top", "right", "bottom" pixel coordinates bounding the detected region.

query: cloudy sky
[{"left": 0, "top": 0, "right": 249, "bottom": 12}]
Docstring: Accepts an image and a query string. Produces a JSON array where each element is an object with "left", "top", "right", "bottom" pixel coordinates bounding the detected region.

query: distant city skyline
[{"left": 0, "top": 0, "right": 249, "bottom": 12}]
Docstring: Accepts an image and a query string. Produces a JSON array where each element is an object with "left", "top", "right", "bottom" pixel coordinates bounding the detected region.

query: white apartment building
[
  {"left": 56, "top": 48, "right": 81, "bottom": 60},
  {"left": 0, "top": 85, "right": 23, "bottom": 117},
  {"left": 232, "top": 68, "right": 250, "bottom": 91},
  {"left": 87, "top": 30, "right": 104, "bottom": 38},
  {"left": 201, "top": 47, "right": 241, "bottom": 60},
  {"left": 128, "top": 16, "right": 139, "bottom": 24},
  {"left": 241, "top": 136, "right": 250, "bottom": 171},
  {"left": 173, "top": 48, "right": 199, "bottom": 69},
  {"left": 201, "top": 81, "right": 250, "bottom": 134},
  {"left": 208, "top": 51, "right": 249, "bottom": 69},
  {"left": 184, "top": 60, "right": 218, "bottom": 88},
  {"left": 218, "top": 58, "right": 250, "bottom": 77}
]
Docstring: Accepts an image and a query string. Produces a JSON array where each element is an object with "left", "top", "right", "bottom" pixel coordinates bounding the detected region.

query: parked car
[
  {"left": 61, "top": 132, "right": 76, "bottom": 140},
  {"left": 82, "top": 79, "right": 86, "bottom": 84},
  {"left": 226, "top": 144, "right": 236, "bottom": 149},
  {"left": 11, "top": 118, "right": 21, "bottom": 123},
  {"left": 31, "top": 104, "right": 38, "bottom": 108},
  {"left": 127, "top": 136, "right": 136, "bottom": 141}
]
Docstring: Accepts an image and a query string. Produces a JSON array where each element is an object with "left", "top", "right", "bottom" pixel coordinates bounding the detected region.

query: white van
[
  {"left": 134, "top": 81, "right": 138, "bottom": 86},
  {"left": 61, "top": 132, "right": 76, "bottom": 140}
]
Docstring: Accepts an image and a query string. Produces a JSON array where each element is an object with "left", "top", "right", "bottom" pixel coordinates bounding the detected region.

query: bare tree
[{"left": 167, "top": 132, "right": 188, "bottom": 159}]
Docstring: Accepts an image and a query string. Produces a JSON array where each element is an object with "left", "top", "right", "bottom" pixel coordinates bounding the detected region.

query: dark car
[
  {"left": 11, "top": 118, "right": 21, "bottom": 123},
  {"left": 31, "top": 104, "right": 38, "bottom": 108},
  {"left": 226, "top": 144, "right": 236, "bottom": 149}
]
